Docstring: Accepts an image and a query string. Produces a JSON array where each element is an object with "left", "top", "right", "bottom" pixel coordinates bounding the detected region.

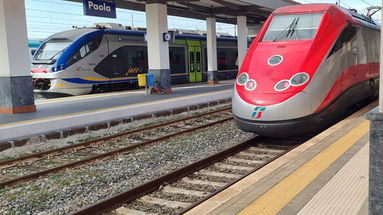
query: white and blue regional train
[{"left": 31, "top": 23, "right": 239, "bottom": 96}]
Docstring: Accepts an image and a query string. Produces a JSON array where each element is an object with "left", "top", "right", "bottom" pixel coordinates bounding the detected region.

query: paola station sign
[{"left": 83, "top": 0, "right": 116, "bottom": 18}]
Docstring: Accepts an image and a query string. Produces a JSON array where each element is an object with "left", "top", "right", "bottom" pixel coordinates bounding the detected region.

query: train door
[{"left": 188, "top": 46, "right": 202, "bottom": 82}]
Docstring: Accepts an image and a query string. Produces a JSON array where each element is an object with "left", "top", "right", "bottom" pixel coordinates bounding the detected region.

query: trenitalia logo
[
  {"left": 252, "top": 107, "right": 266, "bottom": 119},
  {"left": 83, "top": 0, "right": 116, "bottom": 18}
]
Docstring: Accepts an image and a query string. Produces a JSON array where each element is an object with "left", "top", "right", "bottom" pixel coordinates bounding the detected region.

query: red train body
[{"left": 233, "top": 4, "right": 380, "bottom": 137}]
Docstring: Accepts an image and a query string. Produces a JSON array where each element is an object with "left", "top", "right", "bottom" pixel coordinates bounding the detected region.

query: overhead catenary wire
[
  {"left": 28, "top": 0, "right": 380, "bottom": 38},
  {"left": 25, "top": 0, "right": 238, "bottom": 38},
  {"left": 359, "top": 0, "right": 373, "bottom": 6}
]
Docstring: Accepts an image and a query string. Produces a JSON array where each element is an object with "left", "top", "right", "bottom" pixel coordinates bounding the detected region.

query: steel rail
[
  {"left": 70, "top": 99, "right": 378, "bottom": 215},
  {"left": 178, "top": 142, "right": 300, "bottom": 215},
  {"left": 71, "top": 136, "right": 262, "bottom": 215},
  {"left": 0, "top": 117, "right": 233, "bottom": 188},
  {"left": 0, "top": 107, "right": 231, "bottom": 168}
]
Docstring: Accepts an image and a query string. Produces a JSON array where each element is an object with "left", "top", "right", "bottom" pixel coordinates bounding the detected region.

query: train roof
[
  {"left": 272, "top": 3, "right": 380, "bottom": 31},
  {"left": 46, "top": 28, "right": 98, "bottom": 42},
  {"left": 44, "top": 27, "right": 238, "bottom": 43}
]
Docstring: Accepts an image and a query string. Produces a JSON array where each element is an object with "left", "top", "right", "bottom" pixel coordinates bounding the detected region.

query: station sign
[
  {"left": 163, "top": 32, "right": 174, "bottom": 42},
  {"left": 83, "top": 0, "right": 116, "bottom": 18}
]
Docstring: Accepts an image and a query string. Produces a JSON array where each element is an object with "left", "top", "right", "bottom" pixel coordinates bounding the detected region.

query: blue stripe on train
[
  {"left": 62, "top": 72, "right": 234, "bottom": 84},
  {"left": 62, "top": 75, "right": 187, "bottom": 84},
  {"left": 62, "top": 78, "right": 138, "bottom": 84}
]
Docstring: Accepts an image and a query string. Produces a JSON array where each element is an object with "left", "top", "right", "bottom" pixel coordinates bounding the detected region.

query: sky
[{"left": 25, "top": 0, "right": 382, "bottom": 39}]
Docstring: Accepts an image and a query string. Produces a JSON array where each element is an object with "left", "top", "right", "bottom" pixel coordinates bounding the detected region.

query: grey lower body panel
[{"left": 235, "top": 80, "right": 377, "bottom": 137}]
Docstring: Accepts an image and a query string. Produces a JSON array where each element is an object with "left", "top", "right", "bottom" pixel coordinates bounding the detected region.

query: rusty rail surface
[
  {"left": 0, "top": 109, "right": 232, "bottom": 188},
  {"left": 0, "top": 107, "right": 230, "bottom": 167},
  {"left": 71, "top": 137, "right": 298, "bottom": 215},
  {"left": 71, "top": 137, "right": 259, "bottom": 215}
]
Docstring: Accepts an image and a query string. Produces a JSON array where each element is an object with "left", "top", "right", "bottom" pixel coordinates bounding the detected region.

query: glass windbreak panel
[
  {"left": 263, "top": 13, "right": 323, "bottom": 41},
  {"left": 34, "top": 39, "right": 72, "bottom": 60},
  {"left": 94, "top": 46, "right": 148, "bottom": 78},
  {"left": 218, "top": 48, "right": 238, "bottom": 70},
  {"left": 169, "top": 47, "right": 186, "bottom": 74}
]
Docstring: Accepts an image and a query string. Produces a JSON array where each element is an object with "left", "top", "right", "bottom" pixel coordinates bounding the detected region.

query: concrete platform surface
[
  {"left": 0, "top": 80, "right": 234, "bottom": 142},
  {"left": 185, "top": 101, "right": 376, "bottom": 215}
]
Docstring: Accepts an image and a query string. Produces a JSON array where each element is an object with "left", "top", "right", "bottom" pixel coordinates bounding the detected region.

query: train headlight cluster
[
  {"left": 275, "top": 80, "right": 290, "bottom": 91},
  {"left": 237, "top": 73, "right": 257, "bottom": 91},
  {"left": 268, "top": 55, "right": 283, "bottom": 66},
  {"left": 274, "top": 73, "right": 310, "bottom": 91},
  {"left": 237, "top": 73, "right": 248, "bottom": 85},
  {"left": 245, "top": 79, "right": 257, "bottom": 91},
  {"left": 290, "top": 72, "right": 310, "bottom": 86}
]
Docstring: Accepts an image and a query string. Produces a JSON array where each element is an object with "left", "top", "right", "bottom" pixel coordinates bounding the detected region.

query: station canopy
[{"left": 66, "top": 0, "right": 300, "bottom": 24}]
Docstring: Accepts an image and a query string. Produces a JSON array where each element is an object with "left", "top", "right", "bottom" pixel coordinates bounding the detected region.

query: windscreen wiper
[
  {"left": 49, "top": 49, "right": 65, "bottom": 61},
  {"left": 286, "top": 17, "right": 300, "bottom": 39},
  {"left": 273, "top": 17, "right": 298, "bottom": 42}
]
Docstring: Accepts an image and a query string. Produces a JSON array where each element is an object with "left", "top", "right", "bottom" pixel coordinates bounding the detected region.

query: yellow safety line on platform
[
  {"left": 0, "top": 89, "right": 232, "bottom": 127},
  {"left": 237, "top": 120, "right": 369, "bottom": 215}
]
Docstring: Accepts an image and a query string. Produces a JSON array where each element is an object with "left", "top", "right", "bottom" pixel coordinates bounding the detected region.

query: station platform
[
  {"left": 185, "top": 101, "right": 377, "bottom": 215},
  {"left": 0, "top": 80, "right": 234, "bottom": 144}
]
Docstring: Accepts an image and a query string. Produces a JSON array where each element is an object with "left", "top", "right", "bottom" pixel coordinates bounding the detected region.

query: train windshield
[
  {"left": 33, "top": 38, "right": 72, "bottom": 62},
  {"left": 263, "top": 13, "right": 323, "bottom": 42}
]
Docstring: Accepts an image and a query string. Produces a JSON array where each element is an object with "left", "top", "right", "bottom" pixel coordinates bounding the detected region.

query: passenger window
[
  {"left": 196, "top": 51, "right": 201, "bottom": 71},
  {"left": 169, "top": 47, "right": 186, "bottom": 74},
  {"left": 94, "top": 45, "right": 149, "bottom": 78},
  {"left": 217, "top": 48, "right": 238, "bottom": 70},
  {"left": 79, "top": 46, "right": 87, "bottom": 57},
  {"left": 328, "top": 25, "right": 358, "bottom": 58},
  {"left": 190, "top": 52, "right": 194, "bottom": 72},
  {"left": 67, "top": 34, "right": 103, "bottom": 67}
]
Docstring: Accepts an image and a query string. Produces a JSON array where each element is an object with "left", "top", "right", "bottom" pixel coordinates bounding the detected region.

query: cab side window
[{"left": 67, "top": 34, "right": 103, "bottom": 66}]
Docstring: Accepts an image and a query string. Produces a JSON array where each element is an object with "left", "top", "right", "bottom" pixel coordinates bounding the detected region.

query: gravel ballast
[{"left": 0, "top": 106, "right": 255, "bottom": 215}]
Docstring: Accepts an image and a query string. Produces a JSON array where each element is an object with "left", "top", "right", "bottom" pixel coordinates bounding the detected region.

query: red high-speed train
[{"left": 233, "top": 4, "right": 380, "bottom": 137}]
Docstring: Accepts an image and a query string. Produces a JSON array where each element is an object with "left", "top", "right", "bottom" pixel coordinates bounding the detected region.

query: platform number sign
[
  {"left": 83, "top": 0, "right": 116, "bottom": 18},
  {"left": 163, "top": 32, "right": 173, "bottom": 42}
]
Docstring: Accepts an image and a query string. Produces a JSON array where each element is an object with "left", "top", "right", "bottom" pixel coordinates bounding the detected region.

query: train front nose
[
  {"left": 232, "top": 88, "right": 316, "bottom": 136},
  {"left": 232, "top": 42, "right": 316, "bottom": 136},
  {"left": 232, "top": 87, "right": 313, "bottom": 121},
  {"left": 233, "top": 41, "right": 314, "bottom": 116}
]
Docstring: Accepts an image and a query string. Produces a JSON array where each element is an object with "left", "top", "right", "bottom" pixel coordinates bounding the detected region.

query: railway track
[
  {"left": 0, "top": 107, "right": 233, "bottom": 188},
  {"left": 72, "top": 136, "right": 303, "bottom": 215}
]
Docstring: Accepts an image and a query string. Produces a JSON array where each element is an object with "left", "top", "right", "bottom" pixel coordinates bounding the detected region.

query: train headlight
[
  {"left": 237, "top": 73, "right": 248, "bottom": 85},
  {"left": 268, "top": 55, "right": 283, "bottom": 66},
  {"left": 245, "top": 79, "right": 257, "bottom": 91},
  {"left": 290, "top": 72, "right": 309, "bottom": 86},
  {"left": 275, "top": 80, "right": 290, "bottom": 91}
]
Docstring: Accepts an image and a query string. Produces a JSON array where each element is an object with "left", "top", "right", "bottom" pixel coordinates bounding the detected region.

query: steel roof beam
[
  {"left": 174, "top": 1, "right": 213, "bottom": 14},
  {"left": 64, "top": 0, "right": 270, "bottom": 24},
  {"left": 211, "top": 0, "right": 242, "bottom": 10}
]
